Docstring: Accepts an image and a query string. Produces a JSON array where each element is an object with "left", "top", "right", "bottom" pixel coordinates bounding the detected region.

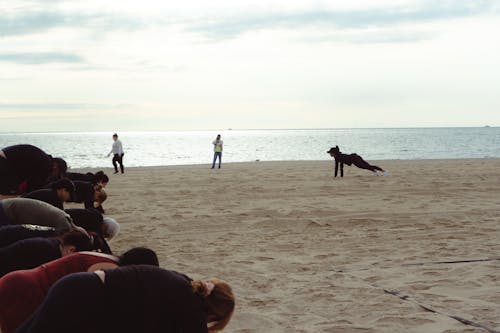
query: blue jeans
[{"left": 212, "top": 152, "right": 222, "bottom": 168}]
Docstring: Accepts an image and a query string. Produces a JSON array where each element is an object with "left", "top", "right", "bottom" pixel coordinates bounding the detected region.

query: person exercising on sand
[{"left": 327, "top": 146, "right": 388, "bottom": 177}]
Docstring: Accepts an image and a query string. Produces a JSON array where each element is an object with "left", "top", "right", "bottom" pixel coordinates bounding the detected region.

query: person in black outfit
[
  {"left": 65, "top": 171, "right": 109, "bottom": 187},
  {"left": 0, "top": 225, "right": 56, "bottom": 248},
  {"left": 0, "top": 144, "right": 53, "bottom": 196},
  {"left": 65, "top": 208, "right": 119, "bottom": 240},
  {"left": 23, "top": 178, "right": 75, "bottom": 210},
  {"left": 327, "top": 146, "right": 386, "bottom": 177},
  {"left": 70, "top": 181, "right": 107, "bottom": 213},
  {"left": 0, "top": 229, "right": 93, "bottom": 277},
  {"left": 17, "top": 265, "right": 235, "bottom": 333}
]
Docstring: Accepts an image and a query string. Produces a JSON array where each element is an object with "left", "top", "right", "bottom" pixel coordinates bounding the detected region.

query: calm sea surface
[{"left": 0, "top": 128, "right": 499, "bottom": 168}]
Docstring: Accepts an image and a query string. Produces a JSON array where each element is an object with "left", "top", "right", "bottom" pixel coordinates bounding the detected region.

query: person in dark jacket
[
  {"left": 0, "top": 225, "right": 56, "bottom": 248},
  {"left": 0, "top": 144, "right": 53, "bottom": 196},
  {"left": 16, "top": 265, "right": 235, "bottom": 333},
  {"left": 70, "top": 181, "right": 107, "bottom": 213},
  {"left": 0, "top": 229, "right": 93, "bottom": 277},
  {"left": 65, "top": 208, "right": 120, "bottom": 240},
  {"left": 65, "top": 171, "right": 109, "bottom": 187},
  {"left": 327, "top": 146, "right": 387, "bottom": 177},
  {"left": 23, "top": 178, "right": 75, "bottom": 210}
]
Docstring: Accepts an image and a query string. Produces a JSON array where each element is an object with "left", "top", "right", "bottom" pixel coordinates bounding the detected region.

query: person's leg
[
  {"left": 112, "top": 155, "right": 119, "bottom": 173},
  {"left": 218, "top": 152, "right": 222, "bottom": 168},
  {"left": 118, "top": 154, "right": 124, "bottom": 173},
  {"left": 15, "top": 272, "right": 106, "bottom": 333},
  {"left": 211, "top": 153, "right": 217, "bottom": 168},
  {"left": 352, "top": 155, "right": 383, "bottom": 172}
]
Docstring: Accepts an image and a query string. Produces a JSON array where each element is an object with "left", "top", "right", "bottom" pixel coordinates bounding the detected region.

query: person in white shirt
[
  {"left": 107, "top": 133, "right": 124, "bottom": 174},
  {"left": 211, "top": 134, "right": 223, "bottom": 169}
]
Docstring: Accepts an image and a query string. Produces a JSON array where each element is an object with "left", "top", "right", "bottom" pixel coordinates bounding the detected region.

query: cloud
[
  {"left": 186, "top": 1, "right": 496, "bottom": 39},
  {"left": 0, "top": 10, "right": 143, "bottom": 37},
  {"left": 0, "top": 103, "right": 89, "bottom": 110},
  {"left": 0, "top": 52, "right": 84, "bottom": 64}
]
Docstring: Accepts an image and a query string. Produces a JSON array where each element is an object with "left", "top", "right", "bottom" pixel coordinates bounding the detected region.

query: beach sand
[{"left": 80, "top": 159, "right": 500, "bottom": 332}]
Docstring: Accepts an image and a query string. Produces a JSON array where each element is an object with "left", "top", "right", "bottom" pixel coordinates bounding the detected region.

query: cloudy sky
[{"left": 1, "top": 0, "right": 499, "bottom": 132}]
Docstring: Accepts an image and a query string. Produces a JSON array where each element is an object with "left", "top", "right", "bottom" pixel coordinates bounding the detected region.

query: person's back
[
  {"left": 0, "top": 198, "right": 72, "bottom": 233},
  {"left": 0, "top": 224, "right": 56, "bottom": 248},
  {"left": 0, "top": 252, "right": 118, "bottom": 333},
  {"left": 0, "top": 237, "right": 61, "bottom": 277},
  {"left": 23, "top": 188, "right": 63, "bottom": 210},
  {"left": 0, "top": 144, "right": 53, "bottom": 194},
  {"left": 103, "top": 265, "right": 205, "bottom": 333}
]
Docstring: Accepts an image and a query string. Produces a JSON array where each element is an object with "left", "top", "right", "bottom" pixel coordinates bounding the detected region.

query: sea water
[{"left": 0, "top": 128, "right": 499, "bottom": 168}]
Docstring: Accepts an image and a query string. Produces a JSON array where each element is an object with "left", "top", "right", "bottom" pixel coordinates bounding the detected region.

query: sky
[{"left": 1, "top": 0, "right": 500, "bottom": 132}]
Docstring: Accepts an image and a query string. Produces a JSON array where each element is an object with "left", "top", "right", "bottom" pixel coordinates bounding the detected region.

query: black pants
[
  {"left": 16, "top": 272, "right": 107, "bottom": 333},
  {"left": 352, "top": 155, "right": 383, "bottom": 172},
  {"left": 112, "top": 154, "right": 124, "bottom": 173}
]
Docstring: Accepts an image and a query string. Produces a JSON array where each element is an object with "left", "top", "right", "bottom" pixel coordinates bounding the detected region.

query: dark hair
[
  {"left": 59, "top": 229, "right": 93, "bottom": 251},
  {"left": 94, "top": 171, "right": 109, "bottom": 184},
  {"left": 52, "top": 158, "right": 68, "bottom": 175},
  {"left": 119, "top": 247, "right": 159, "bottom": 266},
  {"left": 113, "top": 133, "right": 118, "bottom": 137},
  {"left": 50, "top": 178, "right": 75, "bottom": 192}
]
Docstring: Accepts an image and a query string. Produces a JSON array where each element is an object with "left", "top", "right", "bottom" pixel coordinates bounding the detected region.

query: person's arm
[{"left": 87, "top": 262, "right": 118, "bottom": 272}]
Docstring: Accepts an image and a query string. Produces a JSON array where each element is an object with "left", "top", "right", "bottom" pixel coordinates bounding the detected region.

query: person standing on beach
[
  {"left": 107, "top": 133, "right": 124, "bottom": 174},
  {"left": 211, "top": 134, "right": 223, "bottom": 169}
]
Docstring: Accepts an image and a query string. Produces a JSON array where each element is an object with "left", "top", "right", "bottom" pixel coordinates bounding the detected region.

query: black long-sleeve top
[
  {"left": 0, "top": 224, "right": 57, "bottom": 248},
  {"left": 103, "top": 265, "right": 208, "bottom": 333},
  {"left": 23, "top": 188, "right": 64, "bottom": 210},
  {"left": 71, "top": 181, "right": 95, "bottom": 209},
  {"left": 65, "top": 208, "right": 103, "bottom": 234},
  {"left": 0, "top": 237, "right": 61, "bottom": 277},
  {"left": 1, "top": 144, "right": 52, "bottom": 193},
  {"left": 333, "top": 152, "right": 357, "bottom": 177}
]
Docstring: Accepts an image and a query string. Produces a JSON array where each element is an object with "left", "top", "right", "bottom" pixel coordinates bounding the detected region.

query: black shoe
[{"left": 113, "top": 171, "right": 119, "bottom": 174}]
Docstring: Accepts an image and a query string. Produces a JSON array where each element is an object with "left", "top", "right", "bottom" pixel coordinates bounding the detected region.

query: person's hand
[{"left": 106, "top": 153, "right": 110, "bottom": 158}]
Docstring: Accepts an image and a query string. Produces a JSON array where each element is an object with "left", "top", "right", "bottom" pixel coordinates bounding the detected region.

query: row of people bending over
[
  {"left": 0, "top": 242, "right": 235, "bottom": 333},
  {"left": 0, "top": 204, "right": 235, "bottom": 333}
]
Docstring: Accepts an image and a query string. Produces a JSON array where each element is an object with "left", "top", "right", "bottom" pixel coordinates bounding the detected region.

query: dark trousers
[
  {"left": 352, "top": 155, "right": 383, "bottom": 172},
  {"left": 112, "top": 154, "right": 124, "bottom": 173},
  {"left": 211, "top": 152, "right": 222, "bottom": 168},
  {"left": 16, "top": 272, "right": 107, "bottom": 333}
]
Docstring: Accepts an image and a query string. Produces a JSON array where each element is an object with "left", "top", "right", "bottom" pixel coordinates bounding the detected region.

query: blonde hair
[{"left": 192, "top": 278, "right": 235, "bottom": 332}]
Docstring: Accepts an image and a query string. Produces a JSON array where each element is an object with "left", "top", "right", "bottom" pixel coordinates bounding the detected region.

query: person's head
[
  {"left": 327, "top": 145, "right": 340, "bottom": 157},
  {"left": 216, "top": 134, "right": 221, "bottom": 140},
  {"left": 101, "top": 217, "right": 120, "bottom": 239},
  {"left": 192, "top": 278, "right": 235, "bottom": 332},
  {"left": 52, "top": 157, "right": 68, "bottom": 178},
  {"left": 94, "top": 171, "right": 109, "bottom": 187},
  {"left": 118, "top": 247, "right": 159, "bottom": 266},
  {"left": 113, "top": 133, "right": 118, "bottom": 141},
  {"left": 59, "top": 229, "right": 93, "bottom": 256},
  {"left": 50, "top": 178, "right": 75, "bottom": 202},
  {"left": 93, "top": 185, "right": 107, "bottom": 204}
]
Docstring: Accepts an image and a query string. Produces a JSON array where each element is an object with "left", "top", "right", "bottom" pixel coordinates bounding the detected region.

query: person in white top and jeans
[
  {"left": 211, "top": 134, "right": 223, "bottom": 169},
  {"left": 107, "top": 133, "right": 124, "bottom": 174}
]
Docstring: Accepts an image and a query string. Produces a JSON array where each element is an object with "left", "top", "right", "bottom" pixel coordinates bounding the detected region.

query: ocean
[{"left": 1, "top": 128, "right": 499, "bottom": 169}]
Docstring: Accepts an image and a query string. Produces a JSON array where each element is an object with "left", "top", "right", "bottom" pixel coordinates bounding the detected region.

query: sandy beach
[{"left": 80, "top": 159, "right": 500, "bottom": 333}]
